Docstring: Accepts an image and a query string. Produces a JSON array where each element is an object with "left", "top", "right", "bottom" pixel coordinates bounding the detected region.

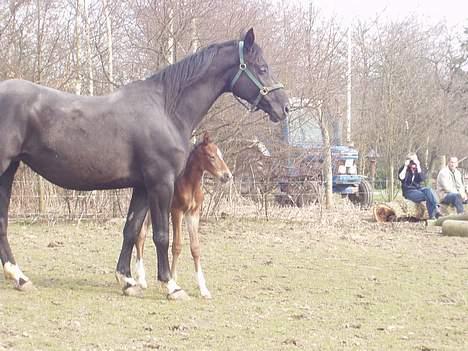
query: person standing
[
  {"left": 398, "top": 153, "right": 441, "bottom": 219},
  {"left": 436, "top": 156, "right": 467, "bottom": 214}
]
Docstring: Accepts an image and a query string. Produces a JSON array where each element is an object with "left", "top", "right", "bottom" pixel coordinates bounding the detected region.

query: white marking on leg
[
  {"left": 115, "top": 271, "right": 137, "bottom": 289},
  {"left": 165, "top": 279, "right": 182, "bottom": 294},
  {"left": 196, "top": 269, "right": 211, "bottom": 299},
  {"left": 135, "top": 259, "right": 148, "bottom": 289},
  {"left": 3, "top": 262, "right": 29, "bottom": 286}
]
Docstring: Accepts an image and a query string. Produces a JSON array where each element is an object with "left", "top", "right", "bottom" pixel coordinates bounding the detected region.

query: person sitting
[
  {"left": 398, "top": 153, "right": 441, "bottom": 219},
  {"left": 436, "top": 156, "right": 467, "bottom": 214}
]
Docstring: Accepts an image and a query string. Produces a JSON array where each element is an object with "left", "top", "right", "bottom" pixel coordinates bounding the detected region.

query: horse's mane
[{"left": 146, "top": 40, "right": 237, "bottom": 115}]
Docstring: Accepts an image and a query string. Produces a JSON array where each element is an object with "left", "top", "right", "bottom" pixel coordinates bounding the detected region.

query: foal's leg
[
  {"left": 186, "top": 209, "right": 211, "bottom": 299},
  {"left": 116, "top": 187, "right": 148, "bottom": 296},
  {"left": 147, "top": 182, "right": 189, "bottom": 300},
  {"left": 134, "top": 212, "right": 150, "bottom": 289},
  {"left": 0, "top": 162, "right": 33, "bottom": 291},
  {"left": 170, "top": 209, "right": 183, "bottom": 282}
]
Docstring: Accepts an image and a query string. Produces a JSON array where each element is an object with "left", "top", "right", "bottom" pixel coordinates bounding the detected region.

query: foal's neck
[{"left": 180, "top": 158, "right": 204, "bottom": 191}]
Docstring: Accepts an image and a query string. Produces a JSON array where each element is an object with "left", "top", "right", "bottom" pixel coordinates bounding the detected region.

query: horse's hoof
[
  {"left": 167, "top": 289, "right": 190, "bottom": 301},
  {"left": 138, "top": 281, "right": 148, "bottom": 289},
  {"left": 15, "top": 280, "right": 36, "bottom": 292},
  {"left": 201, "top": 291, "right": 212, "bottom": 299},
  {"left": 123, "top": 284, "right": 144, "bottom": 297}
]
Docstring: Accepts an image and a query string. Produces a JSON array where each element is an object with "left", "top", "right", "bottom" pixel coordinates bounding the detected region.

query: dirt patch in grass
[{"left": 1, "top": 208, "right": 467, "bottom": 350}]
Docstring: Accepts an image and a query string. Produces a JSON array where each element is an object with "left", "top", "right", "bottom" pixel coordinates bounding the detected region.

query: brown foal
[{"left": 135, "top": 132, "right": 231, "bottom": 298}]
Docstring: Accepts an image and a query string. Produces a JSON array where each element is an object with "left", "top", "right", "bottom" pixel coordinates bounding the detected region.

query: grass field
[{"left": 1, "top": 208, "right": 467, "bottom": 350}]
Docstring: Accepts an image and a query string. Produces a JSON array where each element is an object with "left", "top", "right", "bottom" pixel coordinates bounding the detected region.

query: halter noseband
[{"left": 229, "top": 40, "right": 284, "bottom": 111}]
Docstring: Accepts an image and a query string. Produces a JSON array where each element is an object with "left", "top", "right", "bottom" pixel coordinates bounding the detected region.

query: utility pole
[{"left": 346, "top": 26, "right": 352, "bottom": 145}]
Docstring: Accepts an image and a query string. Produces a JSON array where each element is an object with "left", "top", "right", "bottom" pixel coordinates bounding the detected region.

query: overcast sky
[{"left": 302, "top": 0, "right": 468, "bottom": 29}]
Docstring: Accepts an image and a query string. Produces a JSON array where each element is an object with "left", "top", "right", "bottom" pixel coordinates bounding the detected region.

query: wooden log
[
  {"left": 373, "top": 199, "right": 428, "bottom": 222},
  {"left": 441, "top": 220, "right": 468, "bottom": 237},
  {"left": 434, "top": 213, "right": 468, "bottom": 226}
]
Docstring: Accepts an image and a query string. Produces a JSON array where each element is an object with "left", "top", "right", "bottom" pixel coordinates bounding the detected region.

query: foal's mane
[
  {"left": 146, "top": 40, "right": 237, "bottom": 115},
  {"left": 185, "top": 140, "right": 205, "bottom": 167}
]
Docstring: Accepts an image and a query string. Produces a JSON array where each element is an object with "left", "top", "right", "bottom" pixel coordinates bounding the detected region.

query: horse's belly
[{"left": 22, "top": 150, "right": 141, "bottom": 191}]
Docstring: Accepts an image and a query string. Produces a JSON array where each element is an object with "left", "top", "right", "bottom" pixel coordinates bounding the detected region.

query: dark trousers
[
  {"left": 441, "top": 192, "right": 465, "bottom": 214},
  {"left": 404, "top": 187, "right": 439, "bottom": 218}
]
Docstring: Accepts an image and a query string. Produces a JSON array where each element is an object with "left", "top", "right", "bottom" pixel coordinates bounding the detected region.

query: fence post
[{"left": 37, "top": 174, "right": 45, "bottom": 213}]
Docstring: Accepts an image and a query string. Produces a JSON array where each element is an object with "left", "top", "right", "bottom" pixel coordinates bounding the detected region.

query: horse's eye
[
  {"left": 259, "top": 66, "right": 268, "bottom": 74},
  {"left": 209, "top": 155, "right": 216, "bottom": 161}
]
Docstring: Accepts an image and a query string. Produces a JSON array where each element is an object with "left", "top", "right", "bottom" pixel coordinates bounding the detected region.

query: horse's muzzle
[{"left": 219, "top": 172, "right": 233, "bottom": 183}]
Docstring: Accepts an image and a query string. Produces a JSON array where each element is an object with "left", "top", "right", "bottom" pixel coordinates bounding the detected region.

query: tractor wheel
[{"left": 349, "top": 179, "right": 373, "bottom": 208}]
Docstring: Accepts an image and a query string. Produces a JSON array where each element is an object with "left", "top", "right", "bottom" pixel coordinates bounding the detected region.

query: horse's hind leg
[
  {"left": 115, "top": 187, "right": 148, "bottom": 296},
  {"left": 186, "top": 210, "right": 211, "bottom": 299},
  {"left": 134, "top": 212, "right": 150, "bottom": 289},
  {"left": 0, "top": 161, "right": 33, "bottom": 291}
]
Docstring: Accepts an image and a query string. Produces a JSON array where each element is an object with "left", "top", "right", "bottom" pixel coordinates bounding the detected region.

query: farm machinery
[{"left": 233, "top": 107, "right": 373, "bottom": 208}]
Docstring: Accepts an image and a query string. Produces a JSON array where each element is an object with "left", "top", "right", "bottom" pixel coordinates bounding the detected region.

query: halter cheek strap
[{"left": 230, "top": 41, "right": 284, "bottom": 111}]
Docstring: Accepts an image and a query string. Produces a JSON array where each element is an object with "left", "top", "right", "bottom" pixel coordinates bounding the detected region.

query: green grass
[{"left": 1, "top": 214, "right": 467, "bottom": 350}]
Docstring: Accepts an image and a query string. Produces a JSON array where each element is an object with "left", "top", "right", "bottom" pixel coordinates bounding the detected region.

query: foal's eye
[{"left": 209, "top": 155, "right": 216, "bottom": 161}]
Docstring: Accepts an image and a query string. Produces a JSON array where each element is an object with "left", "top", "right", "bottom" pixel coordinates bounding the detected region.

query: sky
[{"left": 307, "top": 0, "right": 468, "bottom": 30}]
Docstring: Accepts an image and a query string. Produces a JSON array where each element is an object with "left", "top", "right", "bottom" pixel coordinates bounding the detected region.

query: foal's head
[{"left": 193, "top": 132, "right": 232, "bottom": 183}]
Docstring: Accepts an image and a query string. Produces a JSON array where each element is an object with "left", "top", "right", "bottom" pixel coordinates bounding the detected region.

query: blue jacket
[{"left": 398, "top": 165, "right": 427, "bottom": 196}]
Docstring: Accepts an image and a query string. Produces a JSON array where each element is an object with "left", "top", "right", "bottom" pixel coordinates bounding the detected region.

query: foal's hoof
[
  {"left": 138, "top": 280, "right": 148, "bottom": 290},
  {"left": 167, "top": 289, "right": 190, "bottom": 301},
  {"left": 15, "top": 280, "right": 36, "bottom": 292},
  {"left": 123, "top": 284, "right": 144, "bottom": 297},
  {"left": 201, "top": 292, "right": 212, "bottom": 299}
]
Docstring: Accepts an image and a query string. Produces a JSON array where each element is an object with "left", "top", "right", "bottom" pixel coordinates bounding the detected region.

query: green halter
[{"left": 230, "top": 41, "right": 284, "bottom": 111}]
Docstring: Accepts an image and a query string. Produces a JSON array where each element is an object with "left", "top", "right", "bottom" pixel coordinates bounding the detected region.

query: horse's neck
[{"left": 173, "top": 47, "right": 236, "bottom": 134}]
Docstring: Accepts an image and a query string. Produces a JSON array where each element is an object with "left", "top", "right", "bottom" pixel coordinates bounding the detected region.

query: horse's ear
[
  {"left": 244, "top": 28, "right": 255, "bottom": 51},
  {"left": 203, "top": 132, "right": 211, "bottom": 145}
]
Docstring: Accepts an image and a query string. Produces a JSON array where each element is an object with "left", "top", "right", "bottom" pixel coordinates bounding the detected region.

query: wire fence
[{"left": 9, "top": 170, "right": 398, "bottom": 224}]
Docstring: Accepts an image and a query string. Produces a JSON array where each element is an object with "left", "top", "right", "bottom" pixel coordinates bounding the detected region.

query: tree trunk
[
  {"left": 318, "top": 107, "right": 333, "bottom": 209},
  {"left": 167, "top": 5, "right": 176, "bottom": 64},
  {"left": 102, "top": 0, "right": 113, "bottom": 91},
  {"left": 36, "top": 0, "right": 45, "bottom": 214},
  {"left": 83, "top": 0, "right": 94, "bottom": 95},
  {"left": 74, "top": 0, "right": 82, "bottom": 95}
]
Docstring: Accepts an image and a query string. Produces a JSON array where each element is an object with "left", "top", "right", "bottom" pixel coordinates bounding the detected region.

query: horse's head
[
  {"left": 196, "top": 132, "right": 232, "bottom": 183},
  {"left": 229, "top": 28, "right": 290, "bottom": 123}
]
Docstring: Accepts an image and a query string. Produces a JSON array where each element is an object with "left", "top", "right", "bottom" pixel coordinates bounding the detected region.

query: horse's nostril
[
  {"left": 221, "top": 173, "right": 232, "bottom": 183},
  {"left": 284, "top": 105, "right": 290, "bottom": 114}
]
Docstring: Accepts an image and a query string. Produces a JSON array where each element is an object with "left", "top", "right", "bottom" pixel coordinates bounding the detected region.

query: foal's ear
[
  {"left": 244, "top": 28, "right": 255, "bottom": 51},
  {"left": 202, "top": 132, "right": 211, "bottom": 145}
]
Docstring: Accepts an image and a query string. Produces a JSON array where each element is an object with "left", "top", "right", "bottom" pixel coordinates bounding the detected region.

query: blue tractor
[{"left": 273, "top": 110, "right": 373, "bottom": 208}]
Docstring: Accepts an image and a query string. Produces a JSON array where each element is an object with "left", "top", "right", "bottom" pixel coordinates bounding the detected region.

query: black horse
[{"left": 0, "top": 28, "right": 289, "bottom": 299}]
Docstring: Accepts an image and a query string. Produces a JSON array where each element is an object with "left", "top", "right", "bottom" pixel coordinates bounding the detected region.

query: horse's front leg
[
  {"left": 147, "top": 183, "right": 189, "bottom": 300},
  {"left": 186, "top": 209, "right": 211, "bottom": 299},
  {"left": 170, "top": 208, "right": 183, "bottom": 282},
  {"left": 1, "top": 161, "right": 34, "bottom": 291},
  {"left": 115, "top": 187, "right": 148, "bottom": 296},
  {"left": 134, "top": 213, "right": 150, "bottom": 289}
]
